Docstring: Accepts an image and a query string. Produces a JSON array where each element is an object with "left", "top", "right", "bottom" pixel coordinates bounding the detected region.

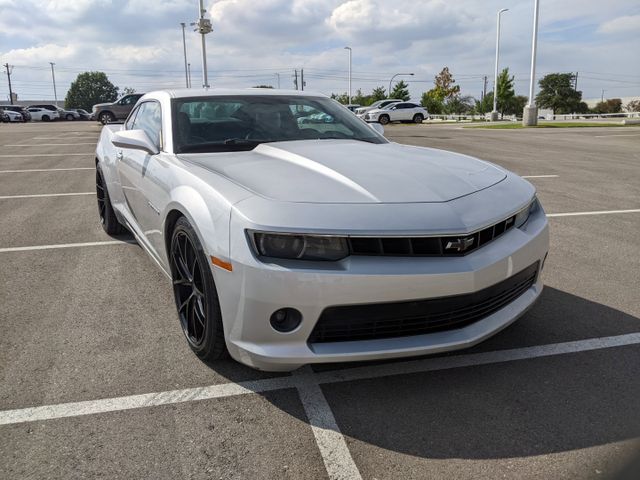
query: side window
[
  {"left": 132, "top": 102, "right": 162, "bottom": 150},
  {"left": 125, "top": 105, "right": 140, "bottom": 130}
]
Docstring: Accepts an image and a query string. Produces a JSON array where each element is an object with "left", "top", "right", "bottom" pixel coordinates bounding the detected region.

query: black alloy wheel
[
  {"left": 95, "top": 165, "right": 123, "bottom": 235},
  {"left": 170, "top": 217, "right": 226, "bottom": 360},
  {"left": 378, "top": 114, "right": 390, "bottom": 125},
  {"left": 413, "top": 113, "right": 424, "bottom": 123}
]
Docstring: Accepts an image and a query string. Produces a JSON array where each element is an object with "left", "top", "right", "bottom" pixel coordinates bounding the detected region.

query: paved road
[{"left": 0, "top": 121, "right": 638, "bottom": 479}]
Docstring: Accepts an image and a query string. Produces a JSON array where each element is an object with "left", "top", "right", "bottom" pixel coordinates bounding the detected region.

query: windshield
[{"left": 172, "top": 95, "right": 387, "bottom": 153}]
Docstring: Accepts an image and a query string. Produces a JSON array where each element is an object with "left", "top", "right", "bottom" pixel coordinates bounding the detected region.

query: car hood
[
  {"left": 178, "top": 140, "right": 506, "bottom": 204},
  {"left": 92, "top": 102, "right": 113, "bottom": 109}
]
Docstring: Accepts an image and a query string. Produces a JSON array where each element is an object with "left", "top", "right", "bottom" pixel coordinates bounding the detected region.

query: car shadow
[{"left": 218, "top": 286, "right": 640, "bottom": 460}]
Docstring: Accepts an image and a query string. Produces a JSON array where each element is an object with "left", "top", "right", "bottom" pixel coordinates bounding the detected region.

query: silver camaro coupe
[{"left": 95, "top": 89, "right": 549, "bottom": 371}]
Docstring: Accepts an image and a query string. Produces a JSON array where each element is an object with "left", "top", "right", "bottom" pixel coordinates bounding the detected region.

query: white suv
[
  {"left": 364, "top": 102, "right": 428, "bottom": 124},
  {"left": 354, "top": 99, "right": 402, "bottom": 117},
  {"left": 26, "top": 107, "right": 60, "bottom": 121}
]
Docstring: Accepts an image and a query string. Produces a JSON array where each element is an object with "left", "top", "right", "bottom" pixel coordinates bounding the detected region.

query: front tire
[
  {"left": 96, "top": 165, "right": 124, "bottom": 235},
  {"left": 170, "top": 217, "right": 227, "bottom": 361},
  {"left": 99, "top": 112, "right": 115, "bottom": 124},
  {"left": 41, "top": 115, "right": 50, "bottom": 122},
  {"left": 378, "top": 114, "right": 390, "bottom": 125},
  {"left": 66, "top": 114, "right": 75, "bottom": 121},
  {"left": 413, "top": 114, "right": 424, "bottom": 123}
]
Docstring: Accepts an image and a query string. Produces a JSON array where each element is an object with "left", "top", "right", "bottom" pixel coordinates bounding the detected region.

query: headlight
[
  {"left": 515, "top": 197, "right": 539, "bottom": 228},
  {"left": 252, "top": 232, "right": 348, "bottom": 261}
]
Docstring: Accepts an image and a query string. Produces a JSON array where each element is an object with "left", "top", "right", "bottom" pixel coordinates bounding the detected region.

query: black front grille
[
  {"left": 308, "top": 262, "right": 539, "bottom": 344},
  {"left": 348, "top": 215, "right": 516, "bottom": 257}
]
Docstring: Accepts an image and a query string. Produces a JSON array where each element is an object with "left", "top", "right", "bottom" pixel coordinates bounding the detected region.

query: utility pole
[
  {"left": 300, "top": 69, "right": 304, "bottom": 91},
  {"left": 49, "top": 62, "right": 58, "bottom": 106},
  {"left": 491, "top": 8, "right": 508, "bottom": 121},
  {"left": 180, "top": 22, "right": 189, "bottom": 88},
  {"left": 192, "top": 0, "right": 212, "bottom": 88},
  {"left": 275, "top": 73, "right": 280, "bottom": 89},
  {"left": 523, "top": 0, "right": 540, "bottom": 126},
  {"left": 344, "top": 46, "right": 352, "bottom": 104},
  {"left": 294, "top": 70, "right": 298, "bottom": 90},
  {"left": 4, "top": 63, "right": 14, "bottom": 105},
  {"left": 601, "top": 89, "right": 605, "bottom": 103},
  {"left": 482, "top": 75, "right": 488, "bottom": 101},
  {"left": 187, "top": 63, "right": 192, "bottom": 88},
  {"left": 574, "top": 71, "right": 578, "bottom": 92}
]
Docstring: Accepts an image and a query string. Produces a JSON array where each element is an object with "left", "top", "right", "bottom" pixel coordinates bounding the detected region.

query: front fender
[{"left": 162, "top": 185, "right": 232, "bottom": 268}]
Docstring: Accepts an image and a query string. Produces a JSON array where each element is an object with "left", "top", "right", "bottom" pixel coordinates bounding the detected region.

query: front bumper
[{"left": 215, "top": 206, "right": 549, "bottom": 371}]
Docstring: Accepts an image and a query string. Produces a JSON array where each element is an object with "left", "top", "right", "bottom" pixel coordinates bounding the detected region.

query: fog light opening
[{"left": 270, "top": 308, "right": 302, "bottom": 333}]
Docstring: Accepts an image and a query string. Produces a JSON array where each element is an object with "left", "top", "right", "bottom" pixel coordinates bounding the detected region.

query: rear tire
[
  {"left": 170, "top": 217, "right": 227, "bottom": 362},
  {"left": 378, "top": 114, "right": 390, "bottom": 125},
  {"left": 96, "top": 164, "right": 124, "bottom": 235},
  {"left": 66, "top": 114, "right": 74, "bottom": 121},
  {"left": 413, "top": 114, "right": 424, "bottom": 123}
]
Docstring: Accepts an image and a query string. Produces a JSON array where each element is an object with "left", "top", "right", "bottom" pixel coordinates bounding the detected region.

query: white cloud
[{"left": 598, "top": 14, "right": 640, "bottom": 34}]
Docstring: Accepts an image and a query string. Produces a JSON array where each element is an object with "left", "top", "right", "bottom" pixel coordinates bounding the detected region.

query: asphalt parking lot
[{"left": 1, "top": 121, "right": 639, "bottom": 479}]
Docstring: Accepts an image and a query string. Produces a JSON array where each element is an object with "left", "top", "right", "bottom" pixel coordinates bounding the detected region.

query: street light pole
[
  {"left": 50, "top": 62, "right": 58, "bottom": 107},
  {"left": 388, "top": 73, "right": 414, "bottom": 98},
  {"left": 523, "top": 0, "right": 540, "bottom": 126},
  {"left": 180, "top": 22, "right": 189, "bottom": 88},
  {"left": 192, "top": 0, "right": 212, "bottom": 88},
  {"left": 344, "top": 46, "right": 352, "bottom": 104},
  {"left": 491, "top": 8, "right": 508, "bottom": 121},
  {"left": 275, "top": 73, "right": 280, "bottom": 89}
]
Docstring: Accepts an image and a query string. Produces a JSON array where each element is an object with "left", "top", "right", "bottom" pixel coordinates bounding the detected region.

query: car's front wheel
[
  {"left": 66, "top": 114, "right": 75, "bottom": 121},
  {"left": 99, "top": 112, "right": 115, "bottom": 124},
  {"left": 378, "top": 114, "right": 390, "bottom": 125},
  {"left": 95, "top": 165, "right": 124, "bottom": 235},
  {"left": 170, "top": 217, "right": 227, "bottom": 361},
  {"left": 41, "top": 115, "right": 50, "bottom": 122},
  {"left": 413, "top": 114, "right": 424, "bottom": 123}
]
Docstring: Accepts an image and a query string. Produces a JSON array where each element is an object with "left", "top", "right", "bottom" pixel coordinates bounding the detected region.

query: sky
[{"left": 1, "top": 0, "right": 639, "bottom": 103}]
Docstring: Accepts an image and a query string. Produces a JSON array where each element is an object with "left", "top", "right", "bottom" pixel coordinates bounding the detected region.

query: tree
[
  {"left": 65, "top": 71, "right": 119, "bottom": 111},
  {"left": 594, "top": 98, "right": 622, "bottom": 114},
  {"left": 390, "top": 80, "right": 410, "bottom": 101},
  {"left": 475, "top": 92, "right": 493, "bottom": 114},
  {"left": 444, "top": 95, "right": 474, "bottom": 115},
  {"left": 535, "top": 73, "right": 584, "bottom": 114},
  {"left": 421, "top": 91, "right": 444, "bottom": 114},
  {"left": 121, "top": 87, "right": 136, "bottom": 95},
  {"left": 626, "top": 99, "right": 640, "bottom": 112},
  {"left": 496, "top": 68, "right": 515, "bottom": 115},
  {"left": 370, "top": 86, "right": 387, "bottom": 102},
  {"left": 431, "top": 67, "right": 460, "bottom": 100},
  {"left": 330, "top": 92, "right": 349, "bottom": 104}
]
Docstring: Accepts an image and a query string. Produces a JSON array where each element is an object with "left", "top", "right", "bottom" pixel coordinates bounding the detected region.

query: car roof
[{"left": 142, "top": 88, "right": 328, "bottom": 102}]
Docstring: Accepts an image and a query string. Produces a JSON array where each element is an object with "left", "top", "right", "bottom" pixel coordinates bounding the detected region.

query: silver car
[{"left": 95, "top": 88, "right": 549, "bottom": 371}]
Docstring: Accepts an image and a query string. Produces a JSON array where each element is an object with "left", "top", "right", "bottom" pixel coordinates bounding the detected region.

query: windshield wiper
[{"left": 223, "top": 138, "right": 262, "bottom": 146}]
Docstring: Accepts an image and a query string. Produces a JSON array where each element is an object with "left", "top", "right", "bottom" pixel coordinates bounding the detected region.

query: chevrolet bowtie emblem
[{"left": 445, "top": 236, "right": 475, "bottom": 252}]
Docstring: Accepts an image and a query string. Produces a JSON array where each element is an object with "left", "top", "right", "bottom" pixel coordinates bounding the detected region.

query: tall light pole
[
  {"left": 491, "top": 8, "right": 508, "bottom": 121},
  {"left": 187, "top": 63, "right": 192, "bottom": 88},
  {"left": 180, "top": 22, "right": 189, "bottom": 88},
  {"left": 523, "top": 0, "right": 540, "bottom": 126},
  {"left": 388, "top": 73, "right": 414, "bottom": 98},
  {"left": 49, "top": 62, "right": 58, "bottom": 107},
  {"left": 344, "top": 46, "right": 352, "bottom": 104},
  {"left": 192, "top": 0, "right": 212, "bottom": 88}
]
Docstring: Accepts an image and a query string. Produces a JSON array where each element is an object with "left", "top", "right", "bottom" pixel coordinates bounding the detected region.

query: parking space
[{"left": 0, "top": 122, "right": 638, "bottom": 479}]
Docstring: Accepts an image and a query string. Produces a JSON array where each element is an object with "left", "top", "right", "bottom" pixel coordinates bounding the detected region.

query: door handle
[{"left": 116, "top": 151, "right": 123, "bottom": 161}]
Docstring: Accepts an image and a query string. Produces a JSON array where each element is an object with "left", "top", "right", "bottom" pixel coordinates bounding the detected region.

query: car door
[
  {"left": 388, "top": 103, "right": 407, "bottom": 121},
  {"left": 115, "top": 100, "right": 167, "bottom": 258}
]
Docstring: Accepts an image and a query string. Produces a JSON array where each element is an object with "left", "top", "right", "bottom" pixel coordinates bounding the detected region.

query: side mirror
[
  {"left": 369, "top": 122, "right": 384, "bottom": 135},
  {"left": 112, "top": 129, "right": 159, "bottom": 155}
]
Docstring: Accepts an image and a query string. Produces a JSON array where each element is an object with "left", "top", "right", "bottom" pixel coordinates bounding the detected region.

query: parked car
[
  {"left": 365, "top": 102, "right": 429, "bottom": 124},
  {"left": 0, "top": 105, "right": 31, "bottom": 121},
  {"left": 355, "top": 99, "right": 402, "bottom": 117},
  {"left": 57, "top": 108, "right": 81, "bottom": 121},
  {"left": 95, "top": 89, "right": 549, "bottom": 371},
  {"left": 29, "top": 104, "right": 60, "bottom": 112},
  {"left": 71, "top": 108, "right": 91, "bottom": 120},
  {"left": 92, "top": 93, "right": 144, "bottom": 124},
  {"left": 1, "top": 110, "right": 10, "bottom": 122},
  {"left": 2, "top": 109, "right": 26, "bottom": 122},
  {"left": 26, "top": 107, "right": 60, "bottom": 121}
]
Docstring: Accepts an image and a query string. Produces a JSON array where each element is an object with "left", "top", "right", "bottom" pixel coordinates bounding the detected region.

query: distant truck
[{"left": 92, "top": 93, "right": 144, "bottom": 124}]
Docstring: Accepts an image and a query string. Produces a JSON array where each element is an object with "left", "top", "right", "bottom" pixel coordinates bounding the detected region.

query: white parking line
[
  {"left": 547, "top": 209, "right": 640, "bottom": 217},
  {"left": 0, "top": 240, "right": 135, "bottom": 253},
  {"left": 593, "top": 134, "right": 640, "bottom": 138},
  {"left": 294, "top": 367, "right": 362, "bottom": 480},
  {"left": 4, "top": 143, "right": 96, "bottom": 146},
  {"left": 0, "top": 153, "right": 94, "bottom": 157},
  {"left": 0, "top": 167, "right": 94, "bottom": 173},
  {"left": 522, "top": 175, "right": 559, "bottom": 178},
  {"left": 0, "top": 192, "right": 94, "bottom": 199},
  {"left": 33, "top": 137, "right": 98, "bottom": 140},
  {"left": 1, "top": 332, "right": 638, "bottom": 426}
]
